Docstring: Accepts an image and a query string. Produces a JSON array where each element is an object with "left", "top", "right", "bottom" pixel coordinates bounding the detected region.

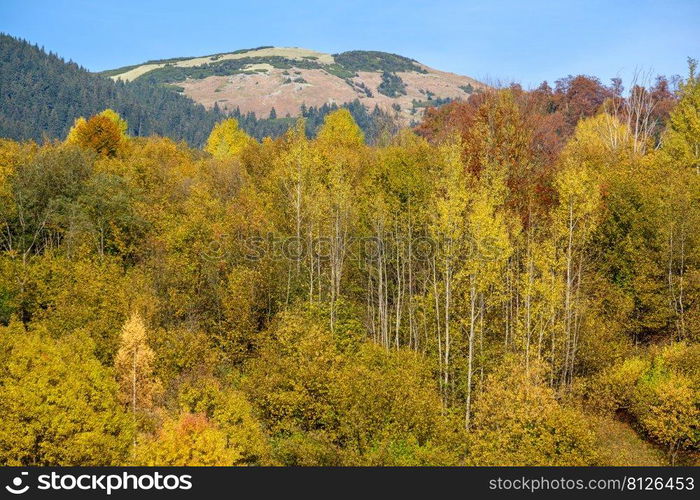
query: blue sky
[{"left": 1, "top": 0, "right": 698, "bottom": 88}]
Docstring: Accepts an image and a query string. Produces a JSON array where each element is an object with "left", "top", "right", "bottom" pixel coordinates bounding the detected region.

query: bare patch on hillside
[
  {"left": 179, "top": 65, "right": 484, "bottom": 124},
  {"left": 109, "top": 47, "right": 486, "bottom": 124}
]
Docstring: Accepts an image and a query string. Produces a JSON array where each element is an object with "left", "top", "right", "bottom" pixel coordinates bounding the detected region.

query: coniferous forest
[
  {"left": 0, "top": 36, "right": 397, "bottom": 146},
  {"left": 1, "top": 36, "right": 699, "bottom": 467}
]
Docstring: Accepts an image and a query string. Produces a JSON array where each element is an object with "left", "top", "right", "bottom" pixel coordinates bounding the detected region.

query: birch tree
[{"left": 114, "top": 312, "right": 161, "bottom": 414}]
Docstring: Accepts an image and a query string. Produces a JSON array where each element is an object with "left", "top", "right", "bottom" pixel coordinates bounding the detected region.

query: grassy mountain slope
[
  {"left": 105, "top": 47, "right": 485, "bottom": 124},
  {"left": 0, "top": 36, "right": 399, "bottom": 144}
]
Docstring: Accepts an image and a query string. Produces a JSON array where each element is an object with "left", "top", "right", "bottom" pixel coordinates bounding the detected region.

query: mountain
[
  {"left": 0, "top": 36, "right": 400, "bottom": 144},
  {"left": 104, "top": 47, "right": 485, "bottom": 124},
  {"left": 0, "top": 34, "right": 227, "bottom": 146},
  {"left": 0, "top": 35, "right": 482, "bottom": 145}
]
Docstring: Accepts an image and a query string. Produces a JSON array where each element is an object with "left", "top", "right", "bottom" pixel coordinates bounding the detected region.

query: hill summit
[{"left": 104, "top": 47, "right": 485, "bottom": 123}]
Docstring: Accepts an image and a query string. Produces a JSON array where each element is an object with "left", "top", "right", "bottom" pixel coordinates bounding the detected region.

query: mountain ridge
[
  {"left": 0, "top": 36, "right": 396, "bottom": 145},
  {"left": 103, "top": 47, "right": 485, "bottom": 123}
]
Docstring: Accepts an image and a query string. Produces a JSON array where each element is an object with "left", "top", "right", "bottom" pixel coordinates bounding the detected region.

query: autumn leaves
[{"left": 0, "top": 66, "right": 699, "bottom": 465}]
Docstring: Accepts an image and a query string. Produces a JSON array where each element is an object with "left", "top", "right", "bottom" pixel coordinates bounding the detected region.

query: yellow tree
[
  {"left": 219, "top": 265, "right": 262, "bottom": 362},
  {"left": 663, "top": 59, "right": 700, "bottom": 174},
  {"left": 134, "top": 413, "right": 239, "bottom": 466},
  {"left": 315, "top": 108, "right": 365, "bottom": 148},
  {"left": 114, "top": 312, "right": 161, "bottom": 414},
  {"left": 552, "top": 115, "right": 611, "bottom": 386},
  {"left": 467, "top": 358, "right": 598, "bottom": 465},
  {"left": 178, "top": 377, "right": 271, "bottom": 465},
  {"left": 99, "top": 108, "right": 129, "bottom": 135},
  {"left": 0, "top": 324, "right": 133, "bottom": 466},
  {"left": 428, "top": 137, "right": 470, "bottom": 397},
  {"left": 66, "top": 109, "right": 128, "bottom": 157},
  {"left": 517, "top": 226, "right": 563, "bottom": 376},
  {"left": 267, "top": 119, "right": 323, "bottom": 304},
  {"left": 359, "top": 130, "right": 432, "bottom": 349},
  {"left": 65, "top": 117, "right": 87, "bottom": 144},
  {"left": 460, "top": 161, "right": 513, "bottom": 428},
  {"left": 313, "top": 110, "right": 365, "bottom": 330},
  {"left": 634, "top": 374, "right": 698, "bottom": 465},
  {"left": 205, "top": 118, "right": 253, "bottom": 157},
  {"left": 656, "top": 64, "right": 700, "bottom": 339}
]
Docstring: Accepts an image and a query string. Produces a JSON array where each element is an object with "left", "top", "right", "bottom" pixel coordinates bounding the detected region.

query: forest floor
[{"left": 592, "top": 416, "right": 667, "bottom": 466}]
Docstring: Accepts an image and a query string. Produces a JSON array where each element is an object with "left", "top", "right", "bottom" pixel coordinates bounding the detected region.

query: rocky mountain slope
[{"left": 104, "top": 48, "right": 485, "bottom": 124}]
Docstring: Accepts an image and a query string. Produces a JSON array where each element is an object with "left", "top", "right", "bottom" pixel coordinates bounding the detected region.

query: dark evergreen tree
[
  {"left": 0, "top": 34, "right": 224, "bottom": 147},
  {"left": 0, "top": 34, "right": 398, "bottom": 146}
]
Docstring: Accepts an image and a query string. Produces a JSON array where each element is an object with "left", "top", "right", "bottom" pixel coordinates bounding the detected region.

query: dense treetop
[{"left": 0, "top": 38, "right": 698, "bottom": 466}]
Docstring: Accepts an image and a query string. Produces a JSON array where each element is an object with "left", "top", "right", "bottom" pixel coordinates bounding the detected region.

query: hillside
[
  {"left": 105, "top": 47, "right": 485, "bottom": 124},
  {"left": 2, "top": 71, "right": 698, "bottom": 466},
  {"left": 0, "top": 34, "right": 227, "bottom": 146},
  {"left": 0, "top": 36, "right": 400, "bottom": 144}
]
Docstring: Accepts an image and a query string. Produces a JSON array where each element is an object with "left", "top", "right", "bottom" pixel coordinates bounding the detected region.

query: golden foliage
[
  {"left": 66, "top": 109, "right": 128, "bottom": 157},
  {"left": 205, "top": 118, "right": 253, "bottom": 157},
  {"left": 114, "top": 312, "right": 162, "bottom": 411}
]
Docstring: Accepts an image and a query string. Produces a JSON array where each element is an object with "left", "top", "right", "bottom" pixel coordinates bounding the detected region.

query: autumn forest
[{"left": 1, "top": 48, "right": 700, "bottom": 467}]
